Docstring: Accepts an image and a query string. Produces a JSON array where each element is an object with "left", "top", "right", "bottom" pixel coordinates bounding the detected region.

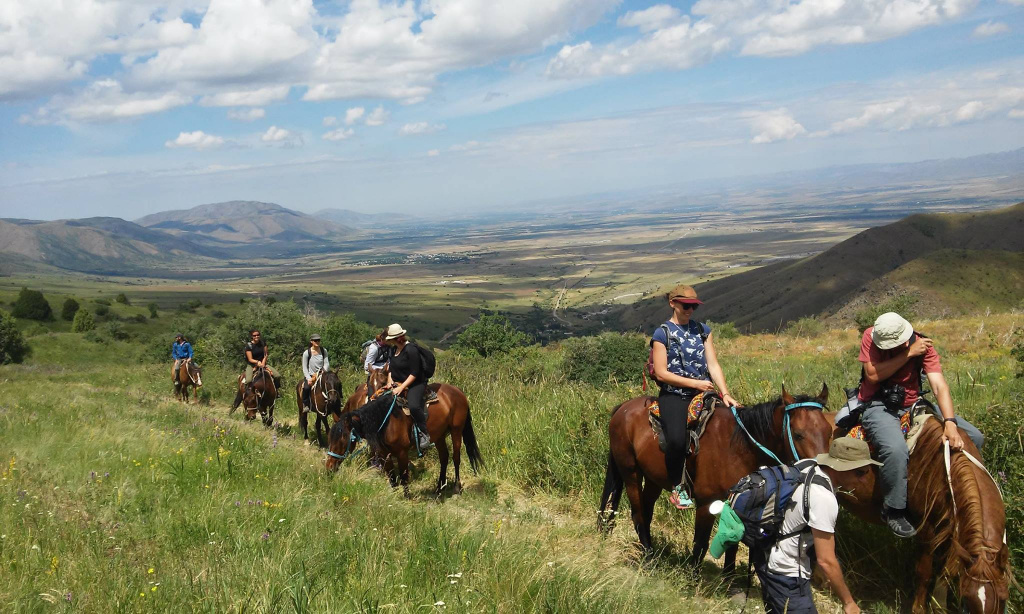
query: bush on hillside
[
  {"left": 318, "top": 314, "right": 377, "bottom": 367},
  {"left": 93, "top": 304, "right": 110, "bottom": 318},
  {"left": 705, "top": 320, "right": 740, "bottom": 340},
  {"left": 784, "top": 316, "right": 825, "bottom": 338},
  {"left": 854, "top": 294, "right": 918, "bottom": 332},
  {"left": 452, "top": 313, "right": 531, "bottom": 358},
  {"left": 562, "top": 332, "right": 647, "bottom": 387},
  {"left": 71, "top": 309, "right": 95, "bottom": 333},
  {"left": 128, "top": 314, "right": 148, "bottom": 324},
  {"left": 61, "top": 298, "right": 80, "bottom": 321},
  {"left": 11, "top": 288, "right": 53, "bottom": 321},
  {"left": 94, "top": 298, "right": 111, "bottom": 306},
  {"left": 147, "top": 303, "right": 159, "bottom": 319},
  {"left": 104, "top": 321, "right": 132, "bottom": 341},
  {"left": 0, "top": 311, "right": 30, "bottom": 364},
  {"left": 203, "top": 300, "right": 309, "bottom": 368},
  {"left": 115, "top": 293, "right": 130, "bottom": 305}
]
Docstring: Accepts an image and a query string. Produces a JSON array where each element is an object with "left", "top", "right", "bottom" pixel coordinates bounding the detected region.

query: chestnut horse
[
  {"left": 296, "top": 369, "right": 343, "bottom": 446},
  {"left": 230, "top": 366, "right": 277, "bottom": 427},
  {"left": 175, "top": 361, "right": 203, "bottom": 403},
  {"left": 327, "top": 383, "right": 483, "bottom": 496},
  {"left": 826, "top": 413, "right": 1011, "bottom": 613},
  {"left": 599, "top": 385, "right": 833, "bottom": 572},
  {"left": 343, "top": 366, "right": 390, "bottom": 414}
]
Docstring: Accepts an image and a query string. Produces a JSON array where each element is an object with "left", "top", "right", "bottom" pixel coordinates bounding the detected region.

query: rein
[
  {"left": 731, "top": 401, "right": 825, "bottom": 465},
  {"left": 326, "top": 431, "right": 364, "bottom": 462}
]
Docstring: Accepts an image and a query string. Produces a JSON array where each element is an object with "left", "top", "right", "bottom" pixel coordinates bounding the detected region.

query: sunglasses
[{"left": 677, "top": 302, "right": 699, "bottom": 310}]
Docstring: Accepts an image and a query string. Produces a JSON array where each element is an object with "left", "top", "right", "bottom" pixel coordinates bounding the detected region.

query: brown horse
[
  {"left": 826, "top": 413, "right": 1011, "bottom": 613},
  {"left": 599, "top": 385, "right": 833, "bottom": 572},
  {"left": 230, "top": 367, "right": 278, "bottom": 427},
  {"left": 327, "top": 383, "right": 483, "bottom": 496},
  {"left": 175, "top": 361, "right": 203, "bottom": 403},
  {"left": 296, "top": 369, "right": 343, "bottom": 446},
  {"left": 343, "top": 366, "right": 390, "bottom": 414}
]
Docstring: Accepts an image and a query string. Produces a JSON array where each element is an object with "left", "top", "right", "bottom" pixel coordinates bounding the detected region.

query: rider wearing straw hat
[{"left": 384, "top": 323, "right": 432, "bottom": 451}]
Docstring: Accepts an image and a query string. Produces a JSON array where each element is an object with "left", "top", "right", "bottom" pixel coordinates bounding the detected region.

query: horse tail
[
  {"left": 598, "top": 450, "right": 623, "bottom": 533},
  {"left": 462, "top": 406, "right": 485, "bottom": 473}
]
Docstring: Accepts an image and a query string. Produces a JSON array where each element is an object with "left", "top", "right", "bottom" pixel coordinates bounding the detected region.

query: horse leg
[
  {"left": 912, "top": 548, "right": 935, "bottom": 614},
  {"left": 451, "top": 427, "right": 463, "bottom": 495},
  {"left": 398, "top": 451, "right": 411, "bottom": 498},
  {"left": 640, "top": 480, "right": 662, "bottom": 554},
  {"left": 691, "top": 505, "right": 714, "bottom": 572},
  {"left": 299, "top": 407, "right": 309, "bottom": 443},
  {"left": 435, "top": 439, "right": 450, "bottom": 496},
  {"left": 622, "top": 469, "right": 650, "bottom": 553}
]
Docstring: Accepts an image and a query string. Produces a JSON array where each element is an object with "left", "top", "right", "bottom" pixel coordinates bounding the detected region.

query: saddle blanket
[{"left": 648, "top": 394, "right": 716, "bottom": 454}]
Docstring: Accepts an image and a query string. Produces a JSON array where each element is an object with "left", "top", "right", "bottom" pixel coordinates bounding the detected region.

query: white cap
[{"left": 872, "top": 312, "right": 913, "bottom": 350}]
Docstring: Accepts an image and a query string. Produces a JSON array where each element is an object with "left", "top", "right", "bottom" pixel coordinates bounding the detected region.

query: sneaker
[
  {"left": 669, "top": 485, "right": 694, "bottom": 510},
  {"left": 883, "top": 508, "right": 917, "bottom": 538},
  {"left": 417, "top": 429, "right": 432, "bottom": 450}
]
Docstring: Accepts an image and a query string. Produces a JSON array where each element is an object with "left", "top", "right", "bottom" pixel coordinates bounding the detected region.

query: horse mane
[
  {"left": 730, "top": 394, "right": 812, "bottom": 448},
  {"left": 350, "top": 393, "right": 400, "bottom": 450},
  {"left": 913, "top": 419, "right": 1010, "bottom": 600}
]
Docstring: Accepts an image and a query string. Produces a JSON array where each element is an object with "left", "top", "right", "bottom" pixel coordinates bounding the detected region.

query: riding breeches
[
  {"left": 658, "top": 389, "right": 696, "bottom": 485},
  {"left": 406, "top": 382, "right": 428, "bottom": 429},
  {"left": 861, "top": 400, "right": 985, "bottom": 510},
  {"left": 173, "top": 359, "right": 182, "bottom": 382}
]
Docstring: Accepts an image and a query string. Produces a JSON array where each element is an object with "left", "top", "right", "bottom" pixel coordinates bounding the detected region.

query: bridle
[{"left": 731, "top": 401, "right": 825, "bottom": 465}]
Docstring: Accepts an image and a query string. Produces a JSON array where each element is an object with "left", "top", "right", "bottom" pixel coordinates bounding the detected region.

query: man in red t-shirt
[{"left": 856, "top": 312, "right": 984, "bottom": 538}]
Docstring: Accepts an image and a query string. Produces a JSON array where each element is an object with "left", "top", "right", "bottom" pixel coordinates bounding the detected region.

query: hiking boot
[
  {"left": 883, "top": 508, "right": 917, "bottom": 538},
  {"left": 416, "top": 427, "right": 432, "bottom": 452},
  {"left": 669, "top": 485, "right": 694, "bottom": 511}
]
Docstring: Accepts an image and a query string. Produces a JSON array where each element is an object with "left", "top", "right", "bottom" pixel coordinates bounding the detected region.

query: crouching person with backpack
[
  {"left": 384, "top": 323, "right": 434, "bottom": 451},
  {"left": 730, "top": 438, "right": 877, "bottom": 614}
]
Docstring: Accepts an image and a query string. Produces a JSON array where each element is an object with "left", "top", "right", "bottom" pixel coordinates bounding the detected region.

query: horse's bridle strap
[{"left": 784, "top": 401, "right": 824, "bottom": 411}]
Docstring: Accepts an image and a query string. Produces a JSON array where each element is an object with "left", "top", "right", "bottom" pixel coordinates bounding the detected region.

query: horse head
[
  {"left": 369, "top": 365, "right": 390, "bottom": 396},
  {"left": 778, "top": 383, "right": 832, "bottom": 463},
  {"left": 326, "top": 412, "right": 360, "bottom": 472},
  {"left": 959, "top": 543, "right": 1011, "bottom": 614},
  {"left": 322, "top": 370, "right": 342, "bottom": 409},
  {"left": 191, "top": 364, "right": 203, "bottom": 388}
]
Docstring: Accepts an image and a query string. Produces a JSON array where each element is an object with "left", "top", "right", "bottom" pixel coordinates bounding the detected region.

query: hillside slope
[
  {"left": 137, "top": 201, "right": 355, "bottom": 244},
  {"left": 0, "top": 217, "right": 222, "bottom": 274},
  {"left": 615, "top": 202, "right": 1024, "bottom": 332}
]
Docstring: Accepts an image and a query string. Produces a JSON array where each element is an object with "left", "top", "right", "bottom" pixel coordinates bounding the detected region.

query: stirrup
[{"left": 669, "top": 485, "right": 694, "bottom": 510}]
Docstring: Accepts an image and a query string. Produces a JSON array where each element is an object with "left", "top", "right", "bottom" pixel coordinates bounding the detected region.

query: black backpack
[
  {"left": 727, "top": 459, "right": 829, "bottom": 551},
  {"left": 411, "top": 341, "right": 436, "bottom": 379}
]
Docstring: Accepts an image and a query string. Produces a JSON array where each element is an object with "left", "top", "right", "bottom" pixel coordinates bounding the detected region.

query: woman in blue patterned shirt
[{"left": 651, "top": 285, "right": 738, "bottom": 509}]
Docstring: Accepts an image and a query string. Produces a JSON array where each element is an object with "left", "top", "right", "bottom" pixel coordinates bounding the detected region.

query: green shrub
[
  {"left": 104, "top": 321, "right": 132, "bottom": 341},
  {"left": 148, "top": 303, "right": 159, "bottom": 319},
  {"left": 94, "top": 298, "right": 111, "bottom": 306},
  {"left": 705, "top": 320, "right": 740, "bottom": 340},
  {"left": 203, "top": 300, "right": 309, "bottom": 368},
  {"left": 211, "top": 310, "right": 228, "bottom": 319},
  {"left": 0, "top": 311, "right": 30, "bottom": 364},
  {"left": 319, "top": 313, "right": 376, "bottom": 367},
  {"left": 11, "top": 288, "right": 53, "bottom": 321},
  {"left": 71, "top": 309, "right": 95, "bottom": 333},
  {"left": 452, "top": 313, "right": 531, "bottom": 358},
  {"left": 115, "top": 293, "right": 130, "bottom": 305},
  {"left": 561, "top": 332, "right": 647, "bottom": 387},
  {"left": 128, "top": 314, "right": 147, "bottom": 324},
  {"left": 61, "top": 298, "right": 80, "bottom": 321},
  {"left": 785, "top": 316, "right": 825, "bottom": 338},
  {"left": 854, "top": 294, "right": 918, "bottom": 332}
]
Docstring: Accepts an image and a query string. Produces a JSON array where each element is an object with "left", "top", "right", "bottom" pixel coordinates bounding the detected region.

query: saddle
[
  {"left": 648, "top": 392, "right": 719, "bottom": 455},
  {"left": 841, "top": 402, "right": 935, "bottom": 456}
]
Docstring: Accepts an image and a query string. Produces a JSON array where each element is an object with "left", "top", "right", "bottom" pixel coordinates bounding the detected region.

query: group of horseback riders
[{"left": 647, "top": 284, "right": 987, "bottom": 614}]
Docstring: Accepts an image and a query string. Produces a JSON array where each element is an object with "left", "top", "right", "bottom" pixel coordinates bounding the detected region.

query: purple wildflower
[
  {"left": 89, "top": 471, "right": 96, "bottom": 481},
  {"left": 235, "top": 500, "right": 241, "bottom": 507},
  {"left": 65, "top": 592, "right": 72, "bottom": 603},
  {"left": 104, "top": 472, "right": 110, "bottom": 478},
  {"left": 261, "top": 532, "right": 270, "bottom": 541},
  {"left": 17, "top": 490, "right": 26, "bottom": 500}
]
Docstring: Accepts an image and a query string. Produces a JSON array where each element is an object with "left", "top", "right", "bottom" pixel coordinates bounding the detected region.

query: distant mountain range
[
  {"left": 613, "top": 202, "right": 1024, "bottom": 332},
  {"left": 0, "top": 201, "right": 357, "bottom": 275},
  {"left": 314, "top": 208, "right": 401, "bottom": 229}
]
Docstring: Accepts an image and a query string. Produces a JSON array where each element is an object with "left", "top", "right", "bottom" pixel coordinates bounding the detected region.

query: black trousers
[
  {"left": 659, "top": 389, "right": 696, "bottom": 485},
  {"left": 301, "top": 380, "right": 311, "bottom": 406},
  {"left": 407, "top": 382, "right": 428, "bottom": 429}
]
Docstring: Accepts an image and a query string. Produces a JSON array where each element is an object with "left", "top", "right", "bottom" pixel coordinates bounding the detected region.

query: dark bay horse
[
  {"left": 825, "top": 413, "right": 1011, "bottom": 613},
  {"left": 599, "top": 385, "right": 833, "bottom": 571},
  {"left": 343, "top": 366, "right": 390, "bottom": 414},
  {"left": 230, "top": 367, "right": 277, "bottom": 427},
  {"left": 296, "top": 370, "right": 343, "bottom": 446},
  {"left": 327, "top": 383, "right": 483, "bottom": 496},
  {"left": 175, "top": 361, "right": 203, "bottom": 403}
]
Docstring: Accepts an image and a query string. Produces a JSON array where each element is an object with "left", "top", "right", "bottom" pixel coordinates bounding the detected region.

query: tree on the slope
[
  {"left": 11, "top": 288, "right": 53, "bottom": 321},
  {"left": 72, "top": 309, "right": 95, "bottom": 333},
  {"left": 61, "top": 298, "right": 80, "bottom": 321},
  {"left": 452, "top": 312, "right": 531, "bottom": 358},
  {"left": 0, "top": 311, "right": 30, "bottom": 364}
]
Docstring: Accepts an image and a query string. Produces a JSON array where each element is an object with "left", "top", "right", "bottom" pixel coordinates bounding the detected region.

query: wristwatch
[{"left": 944, "top": 417, "right": 957, "bottom": 423}]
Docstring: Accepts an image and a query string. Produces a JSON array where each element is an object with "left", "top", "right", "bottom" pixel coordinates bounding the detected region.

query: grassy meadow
[{"left": 1, "top": 309, "right": 1021, "bottom": 612}]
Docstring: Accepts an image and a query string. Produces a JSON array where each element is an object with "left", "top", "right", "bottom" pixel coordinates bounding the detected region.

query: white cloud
[
  {"left": 227, "top": 107, "right": 266, "bottom": 121},
  {"left": 749, "top": 109, "right": 806, "bottom": 144},
  {"left": 322, "top": 127, "right": 355, "bottom": 141},
  {"left": 21, "top": 79, "right": 191, "bottom": 124},
  {"left": 199, "top": 86, "right": 291, "bottom": 107},
  {"left": 165, "top": 130, "right": 225, "bottom": 150},
  {"left": 973, "top": 20, "right": 1010, "bottom": 37},
  {"left": 427, "top": 149, "right": 440, "bottom": 156},
  {"left": 365, "top": 106, "right": 389, "bottom": 126},
  {"left": 1009, "top": 108, "right": 1024, "bottom": 119},
  {"left": 549, "top": 0, "right": 980, "bottom": 78},
  {"left": 323, "top": 116, "right": 338, "bottom": 126},
  {"left": 345, "top": 107, "right": 366, "bottom": 125},
  {"left": 261, "top": 125, "right": 292, "bottom": 142},
  {"left": 399, "top": 121, "right": 445, "bottom": 136}
]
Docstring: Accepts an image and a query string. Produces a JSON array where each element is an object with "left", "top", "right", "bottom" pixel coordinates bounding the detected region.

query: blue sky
[{"left": 1, "top": 0, "right": 1022, "bottom": 220}]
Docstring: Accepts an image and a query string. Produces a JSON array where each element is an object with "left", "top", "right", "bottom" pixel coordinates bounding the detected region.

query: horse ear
[
  {"left": 818, "top": 381, "right": 829, "bottom": 403},
  {"left": 781, "top": 384, "right": 795, "bottom": 405}
]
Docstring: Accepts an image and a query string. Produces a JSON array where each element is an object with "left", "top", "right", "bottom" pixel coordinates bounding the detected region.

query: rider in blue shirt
[{"left": 171, "top": 334, "right": 193, "bottom": 385}]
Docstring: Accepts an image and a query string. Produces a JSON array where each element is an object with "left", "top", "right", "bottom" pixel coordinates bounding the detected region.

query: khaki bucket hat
[
  {"left": 872, "top": 312, "right": 913, "bottom": 350},
  {"left": 814, "top": 437, "right": 882, "bottom": 471},
  {"left": 668, "top": 284, "right": 703, "bottom": 304}
]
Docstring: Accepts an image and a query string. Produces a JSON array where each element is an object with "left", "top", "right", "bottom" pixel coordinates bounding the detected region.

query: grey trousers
[{"left": 860, "top": 400, "right": 984, "bottom": 510}]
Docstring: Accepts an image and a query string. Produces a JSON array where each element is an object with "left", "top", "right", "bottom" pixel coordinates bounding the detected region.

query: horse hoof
[
  {"left": 453, "top": 482, "right": 463, "bottom": 495},
  {"left": 303, "top": 440, "right": 311, "bottom": 447}
]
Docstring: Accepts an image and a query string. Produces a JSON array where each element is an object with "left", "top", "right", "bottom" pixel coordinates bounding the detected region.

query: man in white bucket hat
[{"left": 854, "top": 312, "right": 984, "bottom": 538}]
